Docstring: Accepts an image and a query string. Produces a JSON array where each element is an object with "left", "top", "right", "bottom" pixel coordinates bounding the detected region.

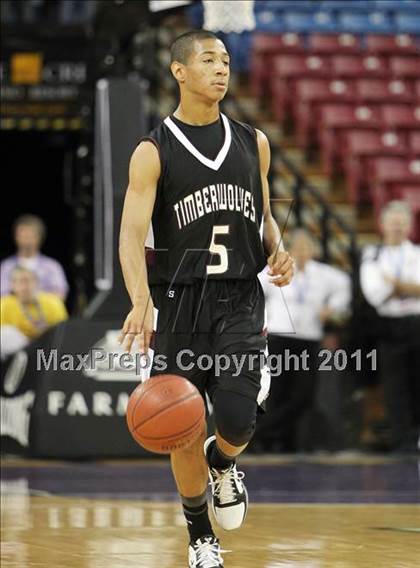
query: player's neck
[{"left": 173, "top": 100, "right": 220, "bottom": 126}]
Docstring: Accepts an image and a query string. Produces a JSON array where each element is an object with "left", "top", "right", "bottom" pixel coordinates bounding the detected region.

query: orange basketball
[{"left": 126, "top": 374, "right": 206, "bottom": 454}]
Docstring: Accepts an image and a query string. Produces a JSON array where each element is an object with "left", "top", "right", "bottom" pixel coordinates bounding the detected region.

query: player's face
[
  {"left": 381, "top": 211, "right": 412, "bottom": 243},
  {"left": 185, "top": 39, "right": 230, "bottom": 101}
]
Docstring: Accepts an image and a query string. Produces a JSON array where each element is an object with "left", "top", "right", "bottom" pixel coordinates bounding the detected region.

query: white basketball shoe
[
  {"left": 188, "top": 535, "right": 224, "bottom": 567},
  {"left": 204, "top": 435, "right": 248, "bottom": 531}
]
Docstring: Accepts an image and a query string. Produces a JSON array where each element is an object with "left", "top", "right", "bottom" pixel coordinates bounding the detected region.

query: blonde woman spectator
[{"left": 1, "top": 267, "right": 68, "bottom": 359}]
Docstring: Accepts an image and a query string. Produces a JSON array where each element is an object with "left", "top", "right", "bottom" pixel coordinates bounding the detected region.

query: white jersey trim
[{"left": 163, "top": 113, "right": 232, "bottom": 171}]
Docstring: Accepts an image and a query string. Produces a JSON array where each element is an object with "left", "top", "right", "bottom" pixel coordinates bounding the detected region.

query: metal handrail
[{"left": 225, "top": 93, "right": 360, "bottom": 273}]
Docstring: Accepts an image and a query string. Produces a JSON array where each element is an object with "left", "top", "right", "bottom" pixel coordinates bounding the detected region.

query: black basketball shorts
[{"left": 149, "top": 278, "right": 270, "bottom": 411}]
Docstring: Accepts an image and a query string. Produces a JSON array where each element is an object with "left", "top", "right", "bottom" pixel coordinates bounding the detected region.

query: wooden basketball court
[{"left": 2, "top": 455, "right": 419, "bottom": 567}]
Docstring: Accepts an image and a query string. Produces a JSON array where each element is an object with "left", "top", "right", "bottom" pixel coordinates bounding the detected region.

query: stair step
[{"left": 230, "top": 81, "right": 380, "bottom": 255}]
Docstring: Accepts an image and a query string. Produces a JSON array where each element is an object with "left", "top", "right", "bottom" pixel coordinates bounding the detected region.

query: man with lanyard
[
  {"left": 258, "top": 228, "right": 351, "bottom": 452},
  {"left": 361, "top": 200, "right": 420, "bottom": 453}
]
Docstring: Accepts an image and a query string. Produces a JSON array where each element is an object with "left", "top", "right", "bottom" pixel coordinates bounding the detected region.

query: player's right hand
[{"left": 118, "top": 299, "right": 154, "bottom": 354}]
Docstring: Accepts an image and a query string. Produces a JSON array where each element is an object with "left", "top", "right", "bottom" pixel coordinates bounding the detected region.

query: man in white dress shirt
[
  {"left": 257, "top": 229, "right": 351, "bottom": 452},
  {"left": 360, "top": 201, "right": 420, "bottom": 453}
]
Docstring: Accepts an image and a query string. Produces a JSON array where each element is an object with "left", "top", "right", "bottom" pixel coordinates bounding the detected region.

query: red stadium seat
[
  {"left": 345, "top": 131, "right": 407, "bottom": 156},
  {"left": 389, "top": 56, "right": 420, "bottom": 78},
  {"left": 408, "top": 131, "right": 420, "bottom": 154},
  {"left": 270, "top": 55, "right": 331, "bottom": 120},
  {"left": 381, "top": 104, "right": 420, "bottom": 128},
  {"left": 343, "top": 131, "right": 408, "bottom": 203},
  {"left": 307, "top": 33, "right": 361, "bottom": 54},
  {"left": 331, "top": 55, "right": 389, "bottom": 78},
  {"left": 370, "top": 158, "right": 420, "bottom": 223},
  {"left": 251, "top": 33, "right": 305, "bottom": 98},
  {"left": 365, "top": 34, "right": 419, "bottom": 55},
  {"left": 253, "top": 33, "right": 305, "bottom": 55},
  {"left": 273, "top": 54, "right": 331, "bottom": 78},
  {"left": 356, "top": 79, "right": 415, "bottom": 104},
  {"left": 318, "top": 104, "right": 382, "bottom": 175},
  {"left": 270, "top": 76, "right": 290, "bottom": 121},
  {"left": 415, "top": 80, "right": 420, "bottom": 99},
  {"left": 294, "top": 79, "right": 357, "bottom": 146},
  {"left": 369, "top": 157, "right": 420, "bottom": 202},
  {"left": 369, "top": 157, "right": 420, "bottom": 184}
]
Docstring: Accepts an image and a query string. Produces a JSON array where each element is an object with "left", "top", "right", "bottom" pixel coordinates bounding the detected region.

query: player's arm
[
  {"left": 256, "top": 128, "right": 294, "bottom": 287},
  {"left": 118, "top": 141, "right": 160, "bottom": 353}
]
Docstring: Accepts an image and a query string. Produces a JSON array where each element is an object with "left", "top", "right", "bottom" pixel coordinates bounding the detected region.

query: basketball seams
[
  {"left": 128, "top": 374, "right": 191, "bottom": 431},
  {"left": 139, "top": 407, "right": 205, "bottom": 441},
  {"left": 126, "top": 374, "right": 205, "bottom": 453},
  {"left": 132, "top": 391, "right": 202, "bottom": 431}
]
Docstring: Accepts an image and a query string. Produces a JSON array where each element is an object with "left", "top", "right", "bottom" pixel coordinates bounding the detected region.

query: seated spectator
[
  {"left": 256, "top": 228, "right": 351, "bottom": 452},
  {"left": 1, "top": 214, "right": 69, "bottom": 299},
  {"left": 360, "top": 201, "right": 420, "bottom": 453},
  {"left": 0, "top": 266, "right": 68, "bottom": 360}
]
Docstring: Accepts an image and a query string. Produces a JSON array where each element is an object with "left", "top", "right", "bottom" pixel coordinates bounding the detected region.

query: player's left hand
[{"left": 267, "top": 250, "right": 294, "bottom": 287}]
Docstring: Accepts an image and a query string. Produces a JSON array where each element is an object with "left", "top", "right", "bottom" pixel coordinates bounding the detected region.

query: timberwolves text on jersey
[{"left": 142, "top": 113, "right": 267, "bottom": 285}]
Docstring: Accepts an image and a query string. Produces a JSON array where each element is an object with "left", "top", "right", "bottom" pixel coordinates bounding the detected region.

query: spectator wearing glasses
[{"left": 360, "top": 200, "right": 420, "bottom": 453}]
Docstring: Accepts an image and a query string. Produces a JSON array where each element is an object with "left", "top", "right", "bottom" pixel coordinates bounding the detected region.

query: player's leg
[
  {"left": 151, "top": 283, "right": 224, "bottom": 566},
  {"left": 170, "top": 415, "right": 224, "bottom": 567},
  {"left": 211, "top": 389, "right": 258, "bottom": 465},
  {"left": 203, "top": 279, "right": 270, "bottom": 531},
  {"left": 171, "top": 425, "right": 211, "bottom": 537},
  {"left": 204, "top": 389, "right": 259, "bottom": 530}
]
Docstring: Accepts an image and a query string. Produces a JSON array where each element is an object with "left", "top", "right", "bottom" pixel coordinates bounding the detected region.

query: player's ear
[{"left": 171, "top": 61, "right": 186, "bottom": 84}]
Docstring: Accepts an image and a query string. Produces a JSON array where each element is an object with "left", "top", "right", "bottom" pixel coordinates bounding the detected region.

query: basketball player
[{"left": 119, "top": 30, "right": 294, "bottom": 567}]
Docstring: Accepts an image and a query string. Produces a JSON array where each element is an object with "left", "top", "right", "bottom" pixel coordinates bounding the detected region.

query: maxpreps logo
[
  {"left": 82, "top": 330, "right": 151, "bottom": 382},
  {"left": 36, "top": 332, "right": 154, "bottom": 381}
]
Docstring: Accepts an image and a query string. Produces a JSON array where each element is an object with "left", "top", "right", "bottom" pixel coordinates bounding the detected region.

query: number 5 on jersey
[{"left": 207, "top": 225, "right": 230, "bottom": 275}]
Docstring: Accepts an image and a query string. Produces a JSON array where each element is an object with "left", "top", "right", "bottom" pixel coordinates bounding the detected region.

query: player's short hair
[
  {"left": 170, "top": 29, "right": 220, "bottom": 64},
  {"left": 380, "top": 200, "right": 412, "bottom": 224},
  {"left": 13, "top": 214, "right": 46, "bottom": 241}
]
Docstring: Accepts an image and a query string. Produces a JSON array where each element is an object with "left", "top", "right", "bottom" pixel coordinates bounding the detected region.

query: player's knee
[{"left": 213, "top": 390, "right": 257, "bottom": 447}]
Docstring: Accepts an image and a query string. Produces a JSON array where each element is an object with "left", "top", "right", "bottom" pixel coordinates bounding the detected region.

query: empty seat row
[
  {"left": 319, "top": 104, "right": 420, "bottom": 178},
  {"left": 255, "top": 1, "right": 420, "bottom": 14},
  {"left": 271, "top": 54, "right": 419, "bottom": 78},
  {"left": 253, "top": 32, "right": 420, "bottom": 55},
  {"left": 272, "top": 78, "right": 419, "bottom": 132},
  {"left": 369, "top": 159, "right": 420, "bottom": 241},
  {"left": 342, "top": 131, "right": 420, "bottom": 203},
  {"left": 256, "top": 10, "right": 420, "bottom": 34},
  {"left": 251, "top": 33, "right": 419, "bottom": 98}
]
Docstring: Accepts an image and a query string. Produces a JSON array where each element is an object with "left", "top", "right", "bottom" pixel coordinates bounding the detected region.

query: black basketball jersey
[{"left": 142, "top": 112, "right": 267, "bottom": 285}]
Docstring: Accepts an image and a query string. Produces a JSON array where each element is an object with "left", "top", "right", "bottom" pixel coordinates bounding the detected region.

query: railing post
[
  {"left": 293, "top": 178, "right": 302, "bottom": 227},
  {"left": 349, "top": 233, "right": 360, "bottom": 313},
  {"left": 321, "top": 205, "right": 330, "bottom": 263}
]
